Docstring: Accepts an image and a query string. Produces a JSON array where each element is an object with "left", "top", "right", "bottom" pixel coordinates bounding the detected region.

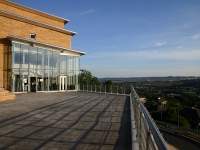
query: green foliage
[
  {"left": 179, "top": 116, "right": 190, "bottom": 128},
  {"left": 103, "top": 80, "right": 113, "bottom": 92},
  {"left": 79, "top": 70, "right": 100, "bottom": 85},
  {"left": 134, "top": 79, "right": 200, "bottom": 128},
  {"left": 166, "top": 107, "right": 178, "bottom": 123},
  {"left": 166, "top": 107, "right": 190, "bottom": 128},
  {"left": 104, "top": 80, "right": 113, "bottom": 86}
]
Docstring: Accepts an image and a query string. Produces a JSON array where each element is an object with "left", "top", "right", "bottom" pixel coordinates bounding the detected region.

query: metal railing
[
  {"left": 130, "top": 87, "right": 168, "bottom": 150},
  {"left": 79, "top": 84, "right": 128, "bottom": 95},
  {"left": 78, "top": 84, "right": 168, "bottom": 150}
]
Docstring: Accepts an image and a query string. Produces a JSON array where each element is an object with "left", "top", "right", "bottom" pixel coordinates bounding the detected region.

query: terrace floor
[{"left": 0, "top": 92, "right": 131, "bottom": 150}]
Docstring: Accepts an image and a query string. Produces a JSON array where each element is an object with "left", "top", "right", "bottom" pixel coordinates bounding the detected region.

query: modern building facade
[{"left": 0, "top": 0, "right": 84, "bottom": 94}]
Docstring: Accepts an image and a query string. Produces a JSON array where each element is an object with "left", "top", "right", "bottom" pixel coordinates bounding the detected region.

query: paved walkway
[
  {"left": 0, "top": 92, "right": 77, "bottom": 122},
  {"left": 0, "top": 92, "right": 131, "bottom": 150}
]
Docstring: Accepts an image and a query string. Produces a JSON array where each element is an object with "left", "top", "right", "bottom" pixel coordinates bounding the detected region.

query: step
[
  {"left": 0, "top": 90, "right": 10, "bottom": 95},
  {"left": 0, "top": 88, "right": 5, "bottom": 91},
  {"left": 0, "top": 95, "right": 16, "bottom": 102},
  {"left": 0, "top": 90, "right": 16, "bottom": 102}
]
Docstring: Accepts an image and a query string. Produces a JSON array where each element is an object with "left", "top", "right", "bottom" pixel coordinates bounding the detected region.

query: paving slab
[{"left": 0, "top": 92, "right": 131, "bottom": 150}]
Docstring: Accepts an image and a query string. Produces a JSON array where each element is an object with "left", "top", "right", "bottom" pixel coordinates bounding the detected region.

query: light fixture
[{"left": 30, "top": 33, "right": 36, "bottom": 39}]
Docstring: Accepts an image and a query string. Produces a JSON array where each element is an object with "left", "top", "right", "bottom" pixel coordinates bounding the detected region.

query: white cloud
[
  {"left": 176, "top": 45, "right": 183, "bottom": 49},
  {"left": 83, "top": 48, "right": 200, "bottom": 77},
  {"left": 88, "top": 49, "right": 200, "bottom": 61},
  {"left": 140, "top": 49, "right": 200, "bottom": 61},
  {"left": 154, "top": 41, "right": 167, "bottom": 47},
  {"left": 191, "top": 33, "right": 200, "bottom": 40},
  {"left": 84, "top": 64, "right": 200, "bottom": 78},
  {"left": 79, "top": 9, "right": 95, "bottom": 16}
]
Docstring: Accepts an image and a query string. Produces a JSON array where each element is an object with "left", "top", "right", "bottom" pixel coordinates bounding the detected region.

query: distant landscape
[
  {"left": 100, "top": 76, "right": 200, "bottom": 128},
  {"left": 79, "top": 71, "right": 200, "bottom": 148},
  {"left": 100, "top": 76, "right": 200, "bottom": 83}
]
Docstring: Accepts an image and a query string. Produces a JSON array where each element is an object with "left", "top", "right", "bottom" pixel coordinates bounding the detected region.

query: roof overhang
[
  {"left": 2, "top": 0, "right": 70, "bottom": 25},
  {"left": 0, "top": 10, "right": 76, "bottom": 36},
  {"left": 6, "top": 35, "right": 86, "bottom": 56}
]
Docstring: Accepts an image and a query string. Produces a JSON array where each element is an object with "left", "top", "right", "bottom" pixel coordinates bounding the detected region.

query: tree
[
  {"left": 103, "top": 80, "right": 113, "bottom": 92},
  {"left": 79, "top": 70, "right": 100, "bottom": 85}
]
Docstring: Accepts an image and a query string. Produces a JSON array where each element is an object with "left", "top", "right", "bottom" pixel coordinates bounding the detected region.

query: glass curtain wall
[
  {"left": 11, "top": 42, "right": 80, "bottom": 92},
  {"left": 67, "top": 56, "right": 79, "bottom": 90}
]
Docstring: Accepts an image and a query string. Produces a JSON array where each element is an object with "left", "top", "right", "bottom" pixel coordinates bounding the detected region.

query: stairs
[{"left": 0, "top": 88, "right": 16, "bottom": 102}]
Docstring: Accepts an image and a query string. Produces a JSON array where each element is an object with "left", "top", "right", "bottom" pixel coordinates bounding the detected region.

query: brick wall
[
  {"left": 0, "top": 43, "right": 4, "bottom": 88},
  {"left": 0, "top": 1, "right": 74, "bottom": 90},
  {"left": 0, "top": 16, "right": 72, "bottom": 48},
  {"left": 0, "top": 2, "right": 65, "bottom": 28}
]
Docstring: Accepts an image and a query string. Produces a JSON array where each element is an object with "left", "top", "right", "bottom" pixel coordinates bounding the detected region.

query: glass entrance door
[
  {"left": 22, "top": 75, "right": 28, "bottom": 92},
  {"left": 30, "top": 77, "right": 36, "bottom": 92},
  {"left": 60, "top": 76, "right": 67, "bottom": 91}
]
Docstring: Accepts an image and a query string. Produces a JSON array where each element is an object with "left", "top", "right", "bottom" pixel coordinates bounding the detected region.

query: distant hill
[{"left": 99, "top": 76, "right": 200, "bottom": 83}]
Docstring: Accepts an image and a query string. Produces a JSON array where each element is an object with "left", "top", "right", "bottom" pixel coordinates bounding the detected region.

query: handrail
[
  {"left": 130, "top": 87, "right": 168, "bottom": 150},
  {"left": 79, "top": 84, "right": 129, "bottom": 96}
]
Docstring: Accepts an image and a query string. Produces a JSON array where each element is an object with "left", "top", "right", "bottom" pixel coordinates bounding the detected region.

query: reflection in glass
[
  {"left": 60, "top": 55, "right": 67, "bottom": 75},
  {"left": 37, "top": 76, "right": 44, "bottom": 91},
  {"left": 13, "top": 43, "right": 21, "bottom": 68},
  {"left": 29, "top": 47, "right": 37, "bottom": 68},
  {"left": 44, "top": 70, "right": 48, "bottom": 91},
  {"left": 14, "top": 75, "right": 22, "bottom": 92},
  {"left": 12, "top": 42, "right": 80, "bottom": 92},
  {"left": 21, "top": 45, "right": 29, "bottom": 68}
]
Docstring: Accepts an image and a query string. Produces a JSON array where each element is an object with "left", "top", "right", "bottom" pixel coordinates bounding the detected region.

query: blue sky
[{"left": 12, "top": 0, "right": 200, "bottom": 77}]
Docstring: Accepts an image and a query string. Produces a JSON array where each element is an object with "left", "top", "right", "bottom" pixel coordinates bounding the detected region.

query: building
[
  {"left": 157, "top": 97, "right": 167, "bottom": 111},
  {"left": 139, "top": 97, "right": 146, "bottom": 103},
  {"left": 0, "top": 0, "right": 85, "bottom": 96}
]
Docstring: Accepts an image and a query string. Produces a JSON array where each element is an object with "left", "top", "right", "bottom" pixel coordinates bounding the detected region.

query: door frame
[{"left": 59, "top": 76, "right": 67, "bottom": 91}]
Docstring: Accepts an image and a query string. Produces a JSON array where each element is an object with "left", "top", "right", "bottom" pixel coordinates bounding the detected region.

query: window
[
  {"left": 29, "top": 47, "right": 37, "bottom": 67},
  {"left": 60, "top": 55, "right": 67, "bottom": 74},
  {"left": 11, "top": 42, "right": 80, "bottom": 92},
  {"left": 13, "top": 43, "right": 21, "bottom": 67},
  {"left": 21, "top": 45, "right": 29, "bottom": 69},
  {"left": 14, "top": 52, "right": 21, "bottom": 64},
  {"left": 37, "top": 52, "right": 43, "bottom": 67},
  {"left": 44, "top": 49, "right": 48, "bottom": 68}
]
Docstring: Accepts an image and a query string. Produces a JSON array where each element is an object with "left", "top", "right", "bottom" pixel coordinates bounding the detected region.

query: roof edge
[
  {"left": 4, "top": 0, "right": 70, "bottom": 24},
  {"left": 6, "top": 35, "right": 86, "bottom": 56},
  {"left": 0, "top": 10, "right": 76, "bottom": 36}
]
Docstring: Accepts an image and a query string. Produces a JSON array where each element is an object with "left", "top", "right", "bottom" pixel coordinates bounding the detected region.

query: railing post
[
  {"left": 146, "top": 130, "right": 151, "bottom": 150},
  {"left": 131, "top": 86, "right": 168, "bottom": 150},
  {"left": 105, "top": 85, "right": 106, "bottom": 95},
  {"left": 177, "top": 108, "right": 180, "bottom": 128},
  {"left": 87, "top": 83, "right": 88, "bottom": 92},
  {"left": 139, "top": 109, "right": 142, "bottom": 150},
  {"left": 95, "top": 84, "right": 96, "bottom": 92},
  {"left": 111, "top": 85, "right": 112, "bottom": 94},
  {"left": 117, "top": 86, "right": 119, "bottom": 95}
]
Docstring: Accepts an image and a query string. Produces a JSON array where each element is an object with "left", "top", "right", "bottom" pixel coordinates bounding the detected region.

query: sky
[{"left": 12, "top": 0, "right": 200, "bottom": 77}]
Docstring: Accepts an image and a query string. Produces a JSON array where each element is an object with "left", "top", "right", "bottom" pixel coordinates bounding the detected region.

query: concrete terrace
[{"left": 0, "top": 92, "right": 131, "bottom": 150}]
